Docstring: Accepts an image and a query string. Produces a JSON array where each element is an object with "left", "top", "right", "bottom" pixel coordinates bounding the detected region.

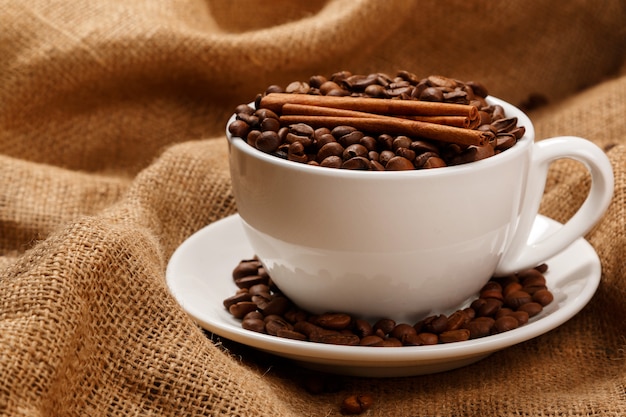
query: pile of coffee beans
[
  {"left": 227, "top": 71, "right": 525, "bottom": 170},
  {"left": 223, "top": 257, "right": 554, "bottom": 347}
]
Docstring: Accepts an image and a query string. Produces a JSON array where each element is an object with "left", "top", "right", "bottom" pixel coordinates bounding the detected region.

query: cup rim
[{"left": 226, "top": 95, "right": 535, "bottom": 178}]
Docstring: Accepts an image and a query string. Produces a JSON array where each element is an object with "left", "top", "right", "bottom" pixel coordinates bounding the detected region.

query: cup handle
[{"left": 495, "top": 136, "right": 614, "bottom": 275}]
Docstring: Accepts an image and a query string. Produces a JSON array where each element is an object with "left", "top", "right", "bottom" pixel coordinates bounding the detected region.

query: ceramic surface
[{"left": 166, "top": 214, "right": 601, "bottom": 377}]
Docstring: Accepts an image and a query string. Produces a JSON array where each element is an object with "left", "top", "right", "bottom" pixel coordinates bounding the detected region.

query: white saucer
[{"left": 166, "top": 214, "right": 601, "bottom": 377}]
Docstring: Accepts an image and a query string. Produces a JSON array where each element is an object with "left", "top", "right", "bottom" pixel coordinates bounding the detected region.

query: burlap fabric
[{"left": 1, "top": 1, "right": 625, "bottom": 415}]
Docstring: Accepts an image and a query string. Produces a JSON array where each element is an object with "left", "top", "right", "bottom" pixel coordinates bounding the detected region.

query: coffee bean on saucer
[{"left": 223, "top": 259, "right": 554, "bottom": 347}]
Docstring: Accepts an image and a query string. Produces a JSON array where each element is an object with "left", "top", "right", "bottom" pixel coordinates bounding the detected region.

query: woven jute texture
[{"left": 1, "top": 1, "right": 626, "bottom": 416}]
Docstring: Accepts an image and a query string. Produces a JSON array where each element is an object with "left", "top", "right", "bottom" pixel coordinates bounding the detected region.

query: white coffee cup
[{"left": 226, "top": 96, "right": 613, "bottom": 322}]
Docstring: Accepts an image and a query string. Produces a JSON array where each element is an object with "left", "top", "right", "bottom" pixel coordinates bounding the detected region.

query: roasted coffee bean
[
  {"left": 385, "top": 156, "right": 414, "bottom": 170},
  {"left": 288, "top": 123, "right": 315, "bottom": 138},
  {"left": 463, "top": 307, "right": 476, "bottom": 320},
  {"left": 311, "top": 313, "right": 353, "bottom": 330},
  {"left": 521, "top": 275, "right": 548, "bottom": 294},
  {"left": 495, "top": 307, "right": 514, "bottom": 319},
  {"left": 494, "top": 315, "right": 519, "bottom": 333},
  {"left": 392, "top": 135, "right": 412, "bottom": 151},
  {"left": 285, "top": 81, "right": 310, "bottom": 94},
  {"left": 337, "top": 131, "right": 364, "bottom": 148},
  {"left": 234, "top": 103, "right": 254, "bottom": 115},
  {"left": 359, "top": 335, "right": 385, "bottom": 346},
  {"left": 260, "top": 117, "right": 280, "bottom": 132},
  {"left": 315, "top": 133, "right": 336, "bottom": 149},
  {"left": 331, "top": 125, "right": 357, "bottom": 139},
  {"left": 255, "top": 131, "right": 281, "bottom": 153},
  {"left": 422, "top": 155, "right": 447, "bottom": 169},
  {"left": 293, "top": 321, "right": 329, "bottom": 337},
  {"left": 495, "top": 134, "right": 517, "bottom": 151},
  {"left": 265, "top": 316, "right": 293, "bottom": 336},
  {"left": 287, "top": 142, "right": 308, "bottom": 163},
  {"left": 276, "top": 328, "right": 307, "bottom": 341},
  {"left": 360, "top": 135, "right": 378, "bottom": 151},
  {"left": 510, "top": 126, "right": 526, "bottom": 139},
  {"left": 517, "top": 302, "right": 543, "bottom": 317},
  {"left": 446, "top": 310, "right": 470, "bottom": 331},
  {"left": 229, "top": 301, "right": 258, "bottom": 319},
  {"left": 395, "top": 147, "right": 416, "bottom": 161},
  {"left": 319, "top": 80, "right": 342, "bottom": 95},
  {"left": 466, "top": 317, "right": 495, "bottom": 339},
  {"left": 232, "top": 259, "right": 262, "bottom": 279},
  {"left": 390, "top": 323, "right": 417, "bottom": 340},
  {"left": 439, "top": 329, "right": 470, "bottom": 343},
  {"left": 410, "top": 140, "right": 440, "bottom": 154},
  {"left": 416, "top": 332, "right": 439, "bottom": 345},
  {"left": 246, "top": 130, "right": 262, "bottom": 147},
  {"left": 378, "top": 149, "right": 396, "bottom": 166},
  {"left": 228, "top": 119, "right": 250, "bottom": 138},
  {"left": 320, "top": 155, "right": 343, "bottom": 169},
  {"left": 477, "top": 298, "right": 503, "bottom": 317},
  {"left": 248, "top": 283, "right": 270, "bottom": 296},
  {"left": 379, "top": 337, "right": 403, "bottom": 347},
  {"left": 308, "top": 75, "right": 327, "bottom": 89},
  {"left": 491, "top": 105, "right": 506, "bottom": 121},
  {"left": 397, "top": 70, "right": 420, "bottom": 84},
  {"left": 505, "top": 290, "right": 533, "bottom": 309},
  {"left": 402, "top": 333, "right": 424, "bottom": 346},
  {"left": 223, "top": 291, "right": 252, "bottom": 309},
  {"left": 344, "top": 73, "right": 380, "bottom": 90},
  {"left": 364, "top": 84, "right": 387, "bottom": 98},
  {"left": 467, "top": 81, "right": 488, "bottom": 98},
  {"left": 370, "top": 159, "right": 385, "bottom": 171},
  {"left": 353, "top": 319, "right": 373, "bottom": 338},
  {"left": 254, "top": 108, "right": 279, "bottom": 121},
  {"left": 284, "top": 308, "right": 308, "bottom": 323},
  {"left": 373, "top": 318, "right": 396, "bottom": 335},
  {"left": 376, "top": 134, "right": 394, "bottom": 150},
  {"left": 242, "top": 317, "right": 266, "bottom": 333},
  {"left": 341, "top": 394, "right": 374, "bottom": 415},
  {"left": 503, "top": 282, "right": 523, "bottom": 298},
  {"left": 421, "top": 314, "right": 448, "bottom": 334},
  {"left": 480, "top": 282, "right": 504, "bottom": 301},
  {"left": 316, "top": 142, "right": 344, "bottom": 162},
  {"left": 259, "top": 295, "right": 291, "bottom": 316},
  {"left": 264, "top": 85, "right": 283, "bottom": 95},
  {"left": 420, "top": 86, "right": 444, "bottom": 102},
  {"left": 311, "top": 333, "right": 360, "bottom": 346},
  {"left": 341, "top": 156, "right": 371, "bottom": 170},
  {"left": 443, "top": 90, "right": 468, "bottom": 104},
  {"left": 343, "top": 144, "right": 369, "bottom": 160},
  {"left": 234, "top": 274, "right": 268, "bottom": 289},
  {"left": 492, "top": 117, "right": 518, "bottom": 133},
  {"left": 510, "top": 310, "right": 529, "bottom": 326},
  {"left": 533, "top": 289, "right": 554, "bottom": 306},
  {"left": 414, "top": 151, "right": 440, "bottom": 168}
]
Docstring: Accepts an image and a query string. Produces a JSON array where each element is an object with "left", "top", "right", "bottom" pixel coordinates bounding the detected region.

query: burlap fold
[{"left": 1, "top": 1, "right": 626, "bottom": 416}]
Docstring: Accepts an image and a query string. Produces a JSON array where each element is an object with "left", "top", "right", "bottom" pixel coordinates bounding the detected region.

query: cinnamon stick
[
  {"left": 260, "top": 93, "right": 479, "bottom": 119},
  {"left": 282, "top": 103, "right": 475, "bottom": 128},
  {"left": 279, "top": 115, "right": 493, "bottom": 146}
]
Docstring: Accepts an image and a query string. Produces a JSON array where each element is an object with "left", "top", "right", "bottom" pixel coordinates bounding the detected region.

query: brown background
[{"left": 1, "top": 1, "right": 625, "bottom": 415}]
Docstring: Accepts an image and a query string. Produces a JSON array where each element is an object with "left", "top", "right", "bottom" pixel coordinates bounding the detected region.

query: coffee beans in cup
[
  {"left": 223, "top": 257, "right": 553, "bottom": 346},
  {"left": 227, "top": 71, "right": 526, "bottom": 170}
]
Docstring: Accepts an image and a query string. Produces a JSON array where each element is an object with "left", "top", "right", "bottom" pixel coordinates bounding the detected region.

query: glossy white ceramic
[
  {"left": 226, "top": 97, "right": 613, "bottom": 322},
  {"left": 166, "top": 214, "right": 601, "bottom": 377}
]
